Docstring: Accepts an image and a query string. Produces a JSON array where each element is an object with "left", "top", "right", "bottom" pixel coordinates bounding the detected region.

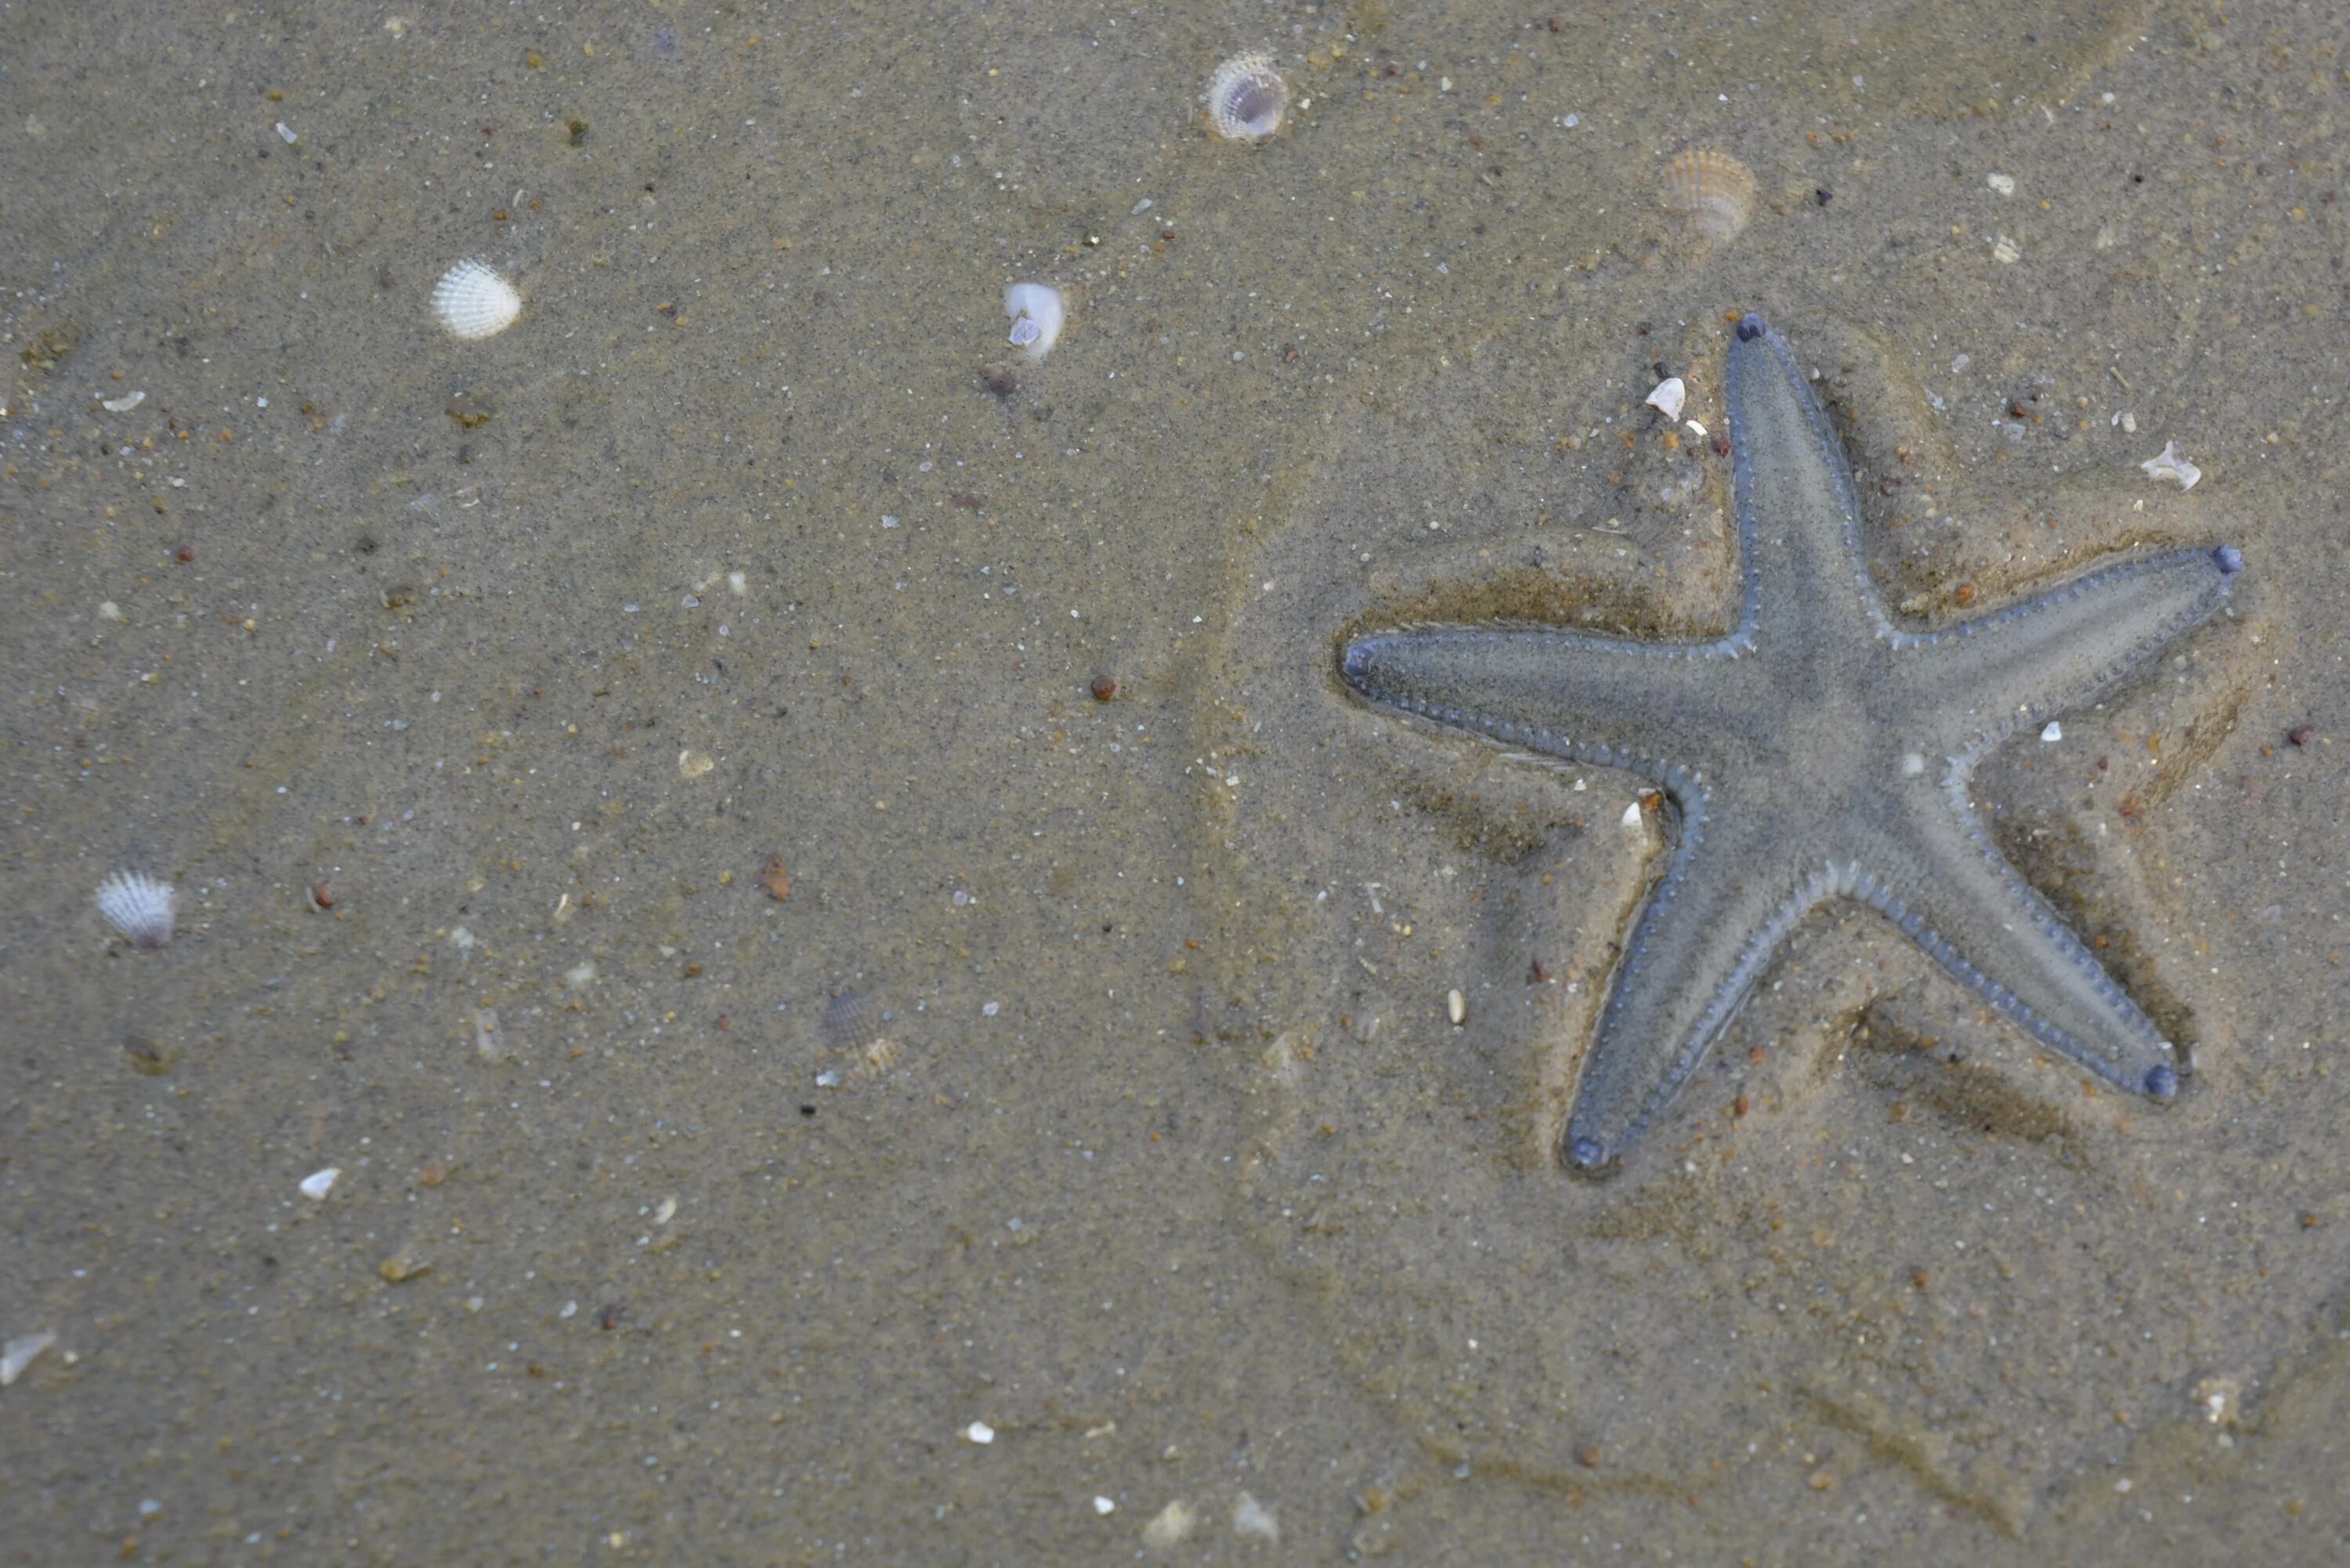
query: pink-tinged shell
[
  {"left": 1207, "top": 52, "right": 1286, "bottom": 143},
  {"left": 1660, "top": 150, "right": 1756, "bottom": 246}
]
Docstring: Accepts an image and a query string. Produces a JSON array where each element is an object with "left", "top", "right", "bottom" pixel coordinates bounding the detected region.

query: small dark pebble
[
  {"left": 1161, "top": 226, "right": 1177, "bottom": 241},
  {"left": 949, "top": 492, "right": 982, "bottom": 510},
  {"left": 1815, "top": 188, "right": 1832, "bottom": 205},
  {"left": 1578, "top": 1444, "right": 1602, "bottom": 1469},
  {"left": 1090, "top": 674, "right": 1116, "bottom": 703},
  {"left": 597, "top": 1302, "right": 624, "bottom": 1331},
  {"left": 984, "top": 368, "right": 1017, "bottom": 398},
  {"left": 800, "top": 1104, "right": 818, "bottom": 1117},
  {"left": 175, "top": 544, "right": 194, "bottom": 562},
  {"left": 2289, "top": 725, "right": 2314, "bottom": 747},
  {"left": 125, "top": 1036, "right": 174, "bottom": 1076}
]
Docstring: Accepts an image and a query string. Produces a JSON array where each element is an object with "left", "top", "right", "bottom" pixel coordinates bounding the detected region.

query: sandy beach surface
[{"left": 5, "top": 3, "right": 2347, "bottom": 1562}]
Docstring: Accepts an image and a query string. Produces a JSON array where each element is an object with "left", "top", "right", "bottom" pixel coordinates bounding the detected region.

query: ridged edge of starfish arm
[
  {"left": 1912, "top": 545, "right": 2241, "bottom": 766},
  {"left": 1338, "top": 625, "right": 1758, "bottom": 781},
  {"left": 1562, "top": 819, "right": 1864, "bottom": 1175}
]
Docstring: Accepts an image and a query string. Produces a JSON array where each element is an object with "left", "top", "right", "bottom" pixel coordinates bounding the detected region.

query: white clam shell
[
  {"left": 1003, "top": 283, "right": 1064, "bottom": 360},
  {"left": 430, "top": 259, "right": 522, "bottom": 341},
  {"left": 1206, "top": 52, "right": 1286, "bottom": 143},
  {"left": 1645, "top": 377, "right": 1687, "bottom": 421},
  {"left": 95, "top": 869, "right": 175, "bottom": 948}
]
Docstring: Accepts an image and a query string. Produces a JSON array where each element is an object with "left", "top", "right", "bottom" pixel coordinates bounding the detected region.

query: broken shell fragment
[
  {"left": 2140, "top": 439, "right": 2202, "bottom": 491},
  {"left": 1645, "top": 377, "right": 1687, "bottom": 421}
]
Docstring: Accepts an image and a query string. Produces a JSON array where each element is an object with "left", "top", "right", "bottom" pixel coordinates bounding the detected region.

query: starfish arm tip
[
  {"left": 2212, "top": 544, "right": 2245, "bottom": 576},
  {"left": 1566, "top": 1134, "right": 1611, "bottom": 1173},
  {"left": 2143, "top": 1063, "right": 2180, "bottom": 1100},
  {"left": 1736, "top": 311, "right": 1767, "bottom": 341}
]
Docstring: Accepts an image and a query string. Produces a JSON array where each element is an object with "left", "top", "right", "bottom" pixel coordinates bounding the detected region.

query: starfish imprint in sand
[{"left": 1340, "top": 313, "right": 2243, "bottom": 1176}]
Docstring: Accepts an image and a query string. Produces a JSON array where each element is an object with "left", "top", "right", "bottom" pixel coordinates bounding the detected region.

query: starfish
[{"left": 1340, "top": 313, "right": 2243, "bottom": 1176}]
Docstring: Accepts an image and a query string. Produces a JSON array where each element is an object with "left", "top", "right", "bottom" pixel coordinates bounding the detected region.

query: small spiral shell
[
  {"left": 1206, "top": 52, "right": 1286, "bottom": 144},
  {"left": 429, "top": 259, "right": 522, "bottom": 341},
  {"left": 1660, "top": 150, "right": 1755, "bottom": 247}
]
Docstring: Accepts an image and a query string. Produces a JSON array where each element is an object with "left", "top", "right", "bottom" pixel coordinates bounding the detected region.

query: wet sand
[{"left": 4, "top": 3, "right": 2347, "bottom": 1562}]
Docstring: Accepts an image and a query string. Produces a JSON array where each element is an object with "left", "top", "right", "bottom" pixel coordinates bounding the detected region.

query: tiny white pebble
[
  {"left": 298, "top": 1167, "right": 339, "bottom": 1201},
  {"left": 982, "top": 1001, "right": 1000, "bottom": 1017},
  {"left": 1987, "top": 172, "right": 2016, "bottom": 196},
  {"left": 2041, "top": 721, "right": 2063, "bottom": 743},
  {"left": 1447, "top": 988, "right": 1466, "bottom": 1026},
  {"left": 1094, "top": 1496, "right": 1116, "bottom": 1516},
  {"left": 966, "top": 1421, "right": 996, "bottom": 1444},
  {"left": 276, "top": 121, "right": 297, "bottom": 144}
]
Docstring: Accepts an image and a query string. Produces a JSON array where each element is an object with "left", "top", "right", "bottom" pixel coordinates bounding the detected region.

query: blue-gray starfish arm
[
  {"left": 1898, "top": 546, "right": 2241, "bottom": 764},
  {"left": 1340, "top": 626, "right": 1764, "bottom": 782},
  {"left": 1562, "top": 801, "right": 1836, "bottom": 1171},
  {"left": 1723, "top": 314, "right": 1895, "bottom": 651},
  {"left": 1867, "top": 779, "right": 2182, "bottom": 1100}
]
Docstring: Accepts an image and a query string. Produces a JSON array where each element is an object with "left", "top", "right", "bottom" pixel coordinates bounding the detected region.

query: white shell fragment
[
  {"left": 1003, "top": 283, "right": 1064, "bottom": 360},
  {"left": 101, "top": 389, "right": 146, "bottom": 413},
  {"left": 1447, "top": 988, "right": 1467, "bottom": 1026},
  {"left": 95, "top": 869, "right": 175, "bottom": 948},
  {"left": 964, "top": 1421, "right": 996, "bottom": 1444},
  {"left": 2041, "top": 721, "right": 2063, "bottom": 743},
  {"left": 2140, "top": 439, "right": 2202, "bottom": 491},
  {"left": 298, "top": 1167, "right": 340, "bottom": 1201},
  {"left": 1206, "top": 52, "right": 1286, "bottom": 143},
  {"left": 1645, "top": 377, "right": 1687, "bottom": 421},
  {"left": 429, "top": 259, "right": 522, "bottom": 341},
  {"left": 1, "top": 1330, "right": 57, "bottom": 1386},
  {"left": 1987, "top": 172, "right": 2016, "bottom": 196},
  {"left": 1232, "top": 1492, "right": 1281, "bottom": 1543}
]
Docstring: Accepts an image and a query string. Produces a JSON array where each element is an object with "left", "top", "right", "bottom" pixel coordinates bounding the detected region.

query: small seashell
[
  {"left": 1, "top": 1330, "right": 57, "bottom": 1387},
  {"left": 2041, "top": 721, "right": 2063, "bottom": 743},
  {"left": 1447, "top": 988, "right": 1467, "bottom": 1026},
  {"left": 96, "top": 869, "right": 175, "bottom": 948},
  {"left": 1660, "top": 149, "right": 1755, "bottom": 247},
  {"left": 101, "top": 389, "right": 145, "bottom": 413},
  {"left": 299, "top": 1167, "right": 340, "bottom": 1201},
  {"left": 2140, "top": 439, "right": 2201, "bottom": 491},
  {"left": 1987, "top": 172, "right": 2016, "bottom": 197},
  {"left": 822, "top": 990, "right": 888, "bottom": 1053},
  {"left": 1206, "top": 52, "right": 1287, "bottom": 144},
  {"left": 1645, "top": 377, "right": 1687, "bottom": 421},
  {"left": 429, "top": 259, "right": 522, "bottom": 341},
  {"left": 1003, "top": 283, "right": 1064, "bottom": 360}
]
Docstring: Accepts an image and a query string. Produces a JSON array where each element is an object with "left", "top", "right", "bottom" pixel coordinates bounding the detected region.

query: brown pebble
[
  {"left": 758, "top": 852, "right": 791, "bottom": 903},
  {"left": 1732, "top": 1094, "right": 1749, "bottom": 1118},
  {"left": 1808, "top": 1469, "right": 1835, "bottom": 1491},
  {"left": 2302, "top": 1212, "right": 2319, "bottom": 1230},
  {"left": 1954, "top": 582, "right": 1976, "bottom": 606},
  {"left": 1911, "top": 1267, "right": 1930, "bottom": 1290},
  {"left": 2288, "top": 725, "right": 2314, "bottom": 747},
  {"left": 310, "top": 882, "right": 334, "bottom": 910},
  {"left": 1090, "top": 674, "right": 1116, "bottom": 703},
  {"left": 175, "top": 544, "right": 194, "bottom": 562},
  {"left": 1578, "top": 1444, "right": 1602, "bottom": 1469}
]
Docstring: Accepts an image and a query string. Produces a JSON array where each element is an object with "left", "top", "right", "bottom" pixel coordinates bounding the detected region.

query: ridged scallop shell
[
  {"left": 822, "top": 990, "right": 889, "bottom": 1053},
  {"left": 1206, "top": 52, "right": 1286, "bottom": 143},
  {"left": 96, "top": 869, "right": 175, "bottom": 948},
  {"left": 429, "top": 259, "right": 522, "bottom": 341},
  {"left": 1660, "top": 150, "right": 1755, "bottom": 247}
]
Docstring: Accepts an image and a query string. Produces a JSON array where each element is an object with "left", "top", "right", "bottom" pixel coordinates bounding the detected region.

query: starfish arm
[
  {"left": 1723, "top": 314, "right": 1895, "bottom": 648},
  {"left": 1340, "top": 626, "right": 1758, "bottom": 781},
  {"left": 1563, "top": 799, "right": 1831, "bottom": 1172},
  {"left": 1864, "top": 786, "right": 2180, "bottom": 1099},
  {"left": 1899, "top": 546, "right": 2240, "bottom": 762}
]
